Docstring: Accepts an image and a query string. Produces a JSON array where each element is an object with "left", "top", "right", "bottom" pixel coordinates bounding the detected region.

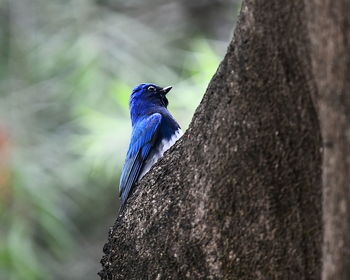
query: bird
[{"left": 119, "top": 83, "right": 183, "bottom": 209}]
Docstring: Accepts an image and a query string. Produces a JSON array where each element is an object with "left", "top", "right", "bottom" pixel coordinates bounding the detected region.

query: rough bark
[
  {"left": 306, "top": 1, "right": 350, "bottom": 279},
  {"left": 100, "top": 1, "right": 323, "bottom": 279}
]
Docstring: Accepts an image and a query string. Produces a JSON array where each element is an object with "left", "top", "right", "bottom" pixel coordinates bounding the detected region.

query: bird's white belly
[{"left": 139, "top": 129, "right": 183, "bottom": 180}]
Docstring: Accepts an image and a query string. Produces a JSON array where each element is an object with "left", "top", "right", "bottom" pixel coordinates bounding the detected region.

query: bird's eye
[{"left": 147, "top": 86, "right": 156, "bottom": 92}]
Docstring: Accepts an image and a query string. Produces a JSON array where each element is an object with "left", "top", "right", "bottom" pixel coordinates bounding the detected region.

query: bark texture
[
  {"left": 100, "top": 1, "right": 323, "bottom": 279},
  {"left": 306, "top": 1, "right": 350, "bottom": 279}
]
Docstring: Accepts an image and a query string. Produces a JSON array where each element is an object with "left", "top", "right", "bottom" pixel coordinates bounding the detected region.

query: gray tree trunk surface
[
  {"left": 306, "top": 1, "right": 350, "bottom": 280},
  {"left": 99, "top": 1, "right": 350, "bottom": 279}
]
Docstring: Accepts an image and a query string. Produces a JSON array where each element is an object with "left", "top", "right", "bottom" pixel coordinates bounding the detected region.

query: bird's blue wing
[{"left": 119, "top": 113, "right": 162, "bottom": 206}]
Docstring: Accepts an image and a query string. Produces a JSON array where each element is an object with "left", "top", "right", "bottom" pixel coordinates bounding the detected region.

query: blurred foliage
[{"left": 0, "top": 0, "right": 241, "bottom": 279}]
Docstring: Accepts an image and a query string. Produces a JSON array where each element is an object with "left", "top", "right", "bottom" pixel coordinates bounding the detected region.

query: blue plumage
[{"left": 119, "top": 83, "right": 183, "bottom": 208}]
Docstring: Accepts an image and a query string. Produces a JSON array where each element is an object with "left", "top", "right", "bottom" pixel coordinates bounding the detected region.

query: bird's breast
[{"left": 138, "top": 129, "right": 183, "bottom": 180}]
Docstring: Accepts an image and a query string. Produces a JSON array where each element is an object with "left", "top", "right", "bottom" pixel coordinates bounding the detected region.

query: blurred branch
[{"left": 0, "top": 0, "right": 11, "bottom": 79}]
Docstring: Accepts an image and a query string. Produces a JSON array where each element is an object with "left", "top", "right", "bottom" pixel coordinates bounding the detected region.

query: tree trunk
[
  {"left": 99, "top": 1, "right": 325, "bottom": 279},
  {"left": 306, "top": 1, "right": 350, "bottom": 279}
]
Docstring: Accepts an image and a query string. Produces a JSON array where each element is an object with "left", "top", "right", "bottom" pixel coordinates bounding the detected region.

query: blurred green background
[{"left": 0, "top": 0, "right": 241, "bottom": 279}]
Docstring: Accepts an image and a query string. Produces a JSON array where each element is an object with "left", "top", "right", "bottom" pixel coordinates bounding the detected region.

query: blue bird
[{"left": 119, "top": 83, "right": 183, "bottom": 208}]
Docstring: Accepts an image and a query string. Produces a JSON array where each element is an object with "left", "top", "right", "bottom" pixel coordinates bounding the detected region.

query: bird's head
[{"left": 130, "top": 83, "right": 172, "bottom": 108}]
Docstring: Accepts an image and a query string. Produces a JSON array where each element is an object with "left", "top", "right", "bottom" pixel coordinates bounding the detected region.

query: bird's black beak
[{"left": 162, "top": 86, "right": 172, "bottom": 95}]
